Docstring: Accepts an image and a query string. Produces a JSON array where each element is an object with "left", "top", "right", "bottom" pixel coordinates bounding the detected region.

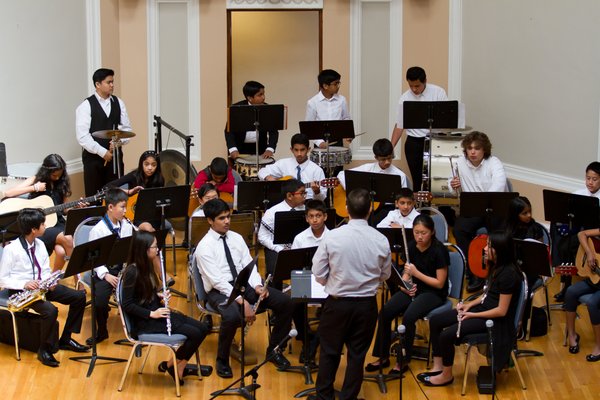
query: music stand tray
[
  {"left": 459, "top": 192, "right": 519, "bottom": 219},
  {"left": 543, "top": 189, "right": 600, "bottom": 229},
  {"left": 228, "top": 104, "right": 286, "bottom": 133},
  {"left": 345, "top": 170, "right": 404, "bottom": 204},
  {"left": 0, "top": 211, "right": 21, "bottom": 243},
  {"left": 515, "top": 239, "right": 552, "bottom": 278},
  {"left": 237, "top": 181, "right": 285, "bottom": 211},
  {"left": 134, "top": 185, "right": 190, "bottom": 222},
  {"left": 65, "top": 206, "right": 106, "bottom": 236},
  {"left": 402, "top": 101, "right": 460, "bottom": 130},
  {"left": 299, "top": 120, "right": 355, "bottom": 143},
  {"left": 273, "top": 211, "right": 308, "bottom": 245}
]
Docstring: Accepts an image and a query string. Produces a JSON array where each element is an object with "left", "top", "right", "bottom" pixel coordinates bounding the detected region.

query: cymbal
[
  {"left": 430, "top": 126, "right": 473, "bottom": 134},
  {"left": 91, "top": 129, "right": 136, "bottom": 140}
]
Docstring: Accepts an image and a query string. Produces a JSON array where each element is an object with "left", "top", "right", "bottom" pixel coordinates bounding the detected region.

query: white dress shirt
[
  {"left": 292, "top": 226, "right": 329, "bottom": 249},
  {"left": 336, "top": 162, "right": 408, "bottom": 190},
  {"left": 258, "top": 200, "right": 306, "bottom": 252},
  {"left": 312, "top": 219, "right": 391, "bottom": 297},
  {"left": 257, "top": 157, "right": 327, "bottom": 201},
  {"left": 305, "top": 92, "right": 351, "bottom": 147},
  {"left": 395, "top": 83, "right": 448, "bottom": 138},
  {"left": 376, "top": 208, "right": 420, "bottom": 229},
  {"left": 89, "top": 217, "right": 133, "bottom": 279},
  {"left": 573, "top": 187, "right": 600, "bottom": 200},
  {"left": 195, "top": 228, "right": 262, "bottom": 298},
  {"left": 75, "top": 93, "right": 132, "bottom": 157},
  {"left": 0, "top": 238, "right": 51, "bottom": 290},
  {"left": 452, "top": 155, "right": 507, "bottom": 194}
]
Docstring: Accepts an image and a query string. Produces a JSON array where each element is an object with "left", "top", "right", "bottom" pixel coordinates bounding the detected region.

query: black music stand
[
  {"left": 299, "top": 120, "right": 355, "bottom": 178},
  {"left": 543, "top": 189, "right": 600, "bottom": 230},
  {"left": 63, "top": 234, "right": 126, "bottom": 377},
  {"left": 402, "top": 100, "right": 459, "bottom": 191},
  {"left": 0, "top": 211, "right": 20, "bottom": 244},
  {"left": 228, "top": 104, "right": 286, "bottom": 179},
  {"left": 237, "top": 180, "right": 285, "bottom": 212},
  {"left": 211, "top": 257, "right": 259, "bottom": 400},
  {"left": 345, "top": 170, "right": 404, "bottom": 224},
  {"left": 65, "top": 206, "right": 106, "bottom": 236},
  {"left": 273, "top": 209, "right": 337, "bottom": 246},
  {"left": 459, "top": 192, "right": 519, "bottom": 228}
]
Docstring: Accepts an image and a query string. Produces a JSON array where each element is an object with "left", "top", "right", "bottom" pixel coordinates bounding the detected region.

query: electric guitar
[
  {"left": 554, "top": 237, "right": 600, "bottom": 285},
  {"left": 0, "top": 190, "right": 106, "bottom": 228}
]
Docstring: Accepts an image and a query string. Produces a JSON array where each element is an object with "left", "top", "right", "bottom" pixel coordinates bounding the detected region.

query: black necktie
[{"left": 220, "top": 235, "right": 238, "bottom": 281}]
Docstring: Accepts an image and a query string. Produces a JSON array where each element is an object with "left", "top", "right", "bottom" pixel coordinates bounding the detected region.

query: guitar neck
[{"left": 44, "top": 193, "right": 101, "bottom": 215}]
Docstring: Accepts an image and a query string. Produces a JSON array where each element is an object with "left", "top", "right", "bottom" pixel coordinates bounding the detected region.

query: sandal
[{"left": 586, "top": 353, "right": 600, "bottom": 362}]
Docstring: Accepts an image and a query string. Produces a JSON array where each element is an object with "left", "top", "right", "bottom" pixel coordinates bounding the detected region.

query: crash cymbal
[
  {"left": 430, "top": 125, "right": 473, "bottom": 134},
  {"left": 91, "top": 129, "right": 136, "bottom": 140}
]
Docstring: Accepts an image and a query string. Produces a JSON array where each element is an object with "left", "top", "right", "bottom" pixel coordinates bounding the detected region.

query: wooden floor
[{"left": 1, "top": 247, "right": 599, "bottom": 400}]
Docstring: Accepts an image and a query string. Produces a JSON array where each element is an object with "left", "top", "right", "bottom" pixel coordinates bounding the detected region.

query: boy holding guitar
[{"left": 563, "top": 227, "right": 600, "bottom": 362}]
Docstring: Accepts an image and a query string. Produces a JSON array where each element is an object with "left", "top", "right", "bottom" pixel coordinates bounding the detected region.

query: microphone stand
[
  {"left": 487, "top": 320, "right": 495, "bottom": 400},
  {"left": 210, "top": 330, "right": 297, "bottom": 400},
  {"left": 397, "top": 325, "right": 406, "bottom": 400}
]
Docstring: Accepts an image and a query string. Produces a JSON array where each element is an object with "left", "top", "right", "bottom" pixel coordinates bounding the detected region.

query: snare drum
[
  {"left": 234, "top": 156, "right": 275, "bottom": 180},
  {"left": 428, "top": 136, "right": 462, "bottom": 197},
  {"left": 309, "top": 146, "right": 352, "bottom": 168}
]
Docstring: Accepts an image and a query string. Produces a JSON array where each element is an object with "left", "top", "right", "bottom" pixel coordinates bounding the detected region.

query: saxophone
[{"left": 7, "top": 270, "right": 64, "bottom": 312}]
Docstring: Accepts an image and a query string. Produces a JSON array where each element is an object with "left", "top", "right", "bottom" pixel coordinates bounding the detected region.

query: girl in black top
[
  {"left": 366, "top": 215, "right": 449, "bottom": 374},
  {"left": 506, "top": 196, "right": 544, "bottom": 242},
  {"left": 120, "top": 231, "right": 208, "bottom": 383},
  {"left": 418, "top": 230, "right": 522, "bottom": 386}
]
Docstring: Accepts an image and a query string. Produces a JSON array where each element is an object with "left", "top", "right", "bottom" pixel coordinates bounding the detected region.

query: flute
[
  {"left": 456, "top": 301, "right": 463, "bottom": 338},
  {"left": 400, "top": 226, "right": 415, "bottom": 292},
  {"left": 244, "top": 274, "right": 272, "bottom": 336},
  {"left": 158, "top": 248, "right": 172, "bottom": 336}
]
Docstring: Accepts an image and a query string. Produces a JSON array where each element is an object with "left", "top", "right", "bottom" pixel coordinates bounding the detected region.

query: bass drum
[
  {"left": 160, "top": 149, "right": 198, "bottom": 231},
  {"left": 427, "top": 136, "right": 463, "bottom": 198}
]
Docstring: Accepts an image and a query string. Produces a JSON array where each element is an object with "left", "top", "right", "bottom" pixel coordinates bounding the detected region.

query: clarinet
[
  {"left": 244, "top": 274, "right": 272, "bottom": 336},
  {"left": 158, "top": 248, "right": 172, "bottom": 336}
]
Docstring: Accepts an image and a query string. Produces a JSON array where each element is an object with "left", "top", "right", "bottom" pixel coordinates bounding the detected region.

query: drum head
[{"left": 160, "top": 149, "right": 197, "bottom": 231}]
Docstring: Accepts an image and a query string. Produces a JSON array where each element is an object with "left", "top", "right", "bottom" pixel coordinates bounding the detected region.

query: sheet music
[{"left": 310, "top": 274, "right": 328, "bottom": 299}]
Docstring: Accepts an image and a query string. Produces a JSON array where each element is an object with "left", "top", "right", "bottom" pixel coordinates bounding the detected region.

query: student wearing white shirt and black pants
[
  {"left": 390, "top": 67, "right": 448, "bottom": 191},
  {"left": 311, "top": 189, "right": 392, "bottom": 400},
  {"left": 0, "top": 209, "right": 89, "bottom": 367},
  {"left": 195, "top": 199, "right": 293, "bottom": 379},
  {"left": 450, "top": 131, "right": 507, "bottom": 292}
]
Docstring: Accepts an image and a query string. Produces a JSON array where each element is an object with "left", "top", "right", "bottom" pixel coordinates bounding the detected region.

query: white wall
[
  {"left": 462, "top": 0, "right": 600, "bottom": 186},
  {"left": 0, "top": 0, "right": 89, "bottom": 168}
]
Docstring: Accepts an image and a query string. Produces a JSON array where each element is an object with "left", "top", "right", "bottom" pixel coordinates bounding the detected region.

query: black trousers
[
  {"left": 92, "top": 269, "right": 120, "bottom": 335},
  {"left": 315, "top": 296, "right": 377, "bottom": 400},
  {"left": 16, "top": 284, "right": 87, "bottom": 351},
  {"left": 207, "top": 284, "right": 293, "bottom": 363},
  {"left": 429, "top": 309, "right": 487, "bottom": 367},
  {"left": 405, "top": 136, "right": 425, "bottom": 192},
  {"left": 372, "top": 291, "right": 445, "bottom": 362},
  {"left": 82, "top": 150, "right": 124, "bottom": 197}
]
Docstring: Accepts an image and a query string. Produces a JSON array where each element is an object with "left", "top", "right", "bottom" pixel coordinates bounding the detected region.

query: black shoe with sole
[{"left": 38, "top": 349, "right": 60, "bottom": 367}]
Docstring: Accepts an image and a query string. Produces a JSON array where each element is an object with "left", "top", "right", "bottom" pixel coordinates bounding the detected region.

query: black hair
[
  {"left": 134, "top": 151, "right": 164, "bottom": 188},
  {"left": 318, "top": 69, "right": 341, "bottom": 88},
  {"left": 92, "top": 68, "right": 115, "bottom": 85},
  {"left": 585, "top": 161, "right": 600, "bottom": 176},
  {"left": 203, "top": 198, "right": 230, "bottom": 220},
  {"left": 210, "top": 157, "right": 229, "bottom": 177},
  {"left": 291, "top": 133, "right": 310, "bottom": 148},
  {"left": 462, "top": 131, "right": 492, "bottom": 159},
  {"left": 282, "top": 179, "right": 305, "bottom": 196},
  {"left": 125, "top": 230, "right": 159, "bottom": 304},
  {"left": 105, "top": 187, "right": 128, "bottom": 206},
  {"left": 33, "top": 154, "right": 71, "bottom": 198},
  {"left": 198, "top": 183, "right": 219, "bottom": 199},
  {"left": 406, "top": 66, "right": 426, "bottom": 83},
  {"left": 487, "top": 230, "right": 517, "bottom": 278},
  {"left": 347, "top": 188, "right": 371, "bottom": 219},
  {"left": 18, "top": 208, "right": 46, "bottom": 235},
  {"left": 305, "top": 199, "right": 327, "bottom": 214},
  {"left": 412, "top": 214, "right": 437, "bottom": 242},
  {"left": 395, "top": 188, "right": 414, "bottom": 201},
  {"left": 242, "top": 81, "right": 265, "bottom": 99},
  {"left": 373, "top": 138, "right": 394, "bottom": 158}
]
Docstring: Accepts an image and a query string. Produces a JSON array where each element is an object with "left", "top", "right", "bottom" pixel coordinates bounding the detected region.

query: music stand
[
  {"left": 211, "top": 257, "right": 259, "bottom": 400},
  {"left": 63, "top": 234, "right": 126, "bottom": 377},
  {"left": 65, "top": 206, "right": 106, "bottom": 236},
  {"left": 402, "top": 100, "right": 460, "bottom": 192},
  {"left": 345, "top": 170, "right": 404, "bottom": 223},
  {"left": 0, "top": 211, "right": 20, "bottom": 244},
  {"left": 236, "top": 180, "right": 285, "bottom": 211},
  {"left": 273, "top": 209, "right": 337, "bottom": 246},
  {"left": 228, "top": 104, "right": 286, "bottom": 180},
  {"left": 543, "top": 189, "right": 600, "bottom": 229},
  {"left": 299, "top": 120, "right": 356, "bottom": 178},
  {"left": 459, "top": 192, "right": 519, "bottom": 228}
]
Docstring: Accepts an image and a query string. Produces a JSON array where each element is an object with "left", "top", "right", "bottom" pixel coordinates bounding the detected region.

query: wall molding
[
  {"left": 505, "top": 163, "right": 580, "bottom": 193},
  {"left": 86, "top": 0, "right": 102, "bottom": 84},
  {"left": 447, "top": 0, "right": 462, "bottom": 100},
  {"left": 227, "top": 0, "right": 323, "bottom": 9}
]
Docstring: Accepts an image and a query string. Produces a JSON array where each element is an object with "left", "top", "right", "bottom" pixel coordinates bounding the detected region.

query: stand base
[
  {"left": 285, "top": 363, "right": 318, "bottom": 385},
  {"left": 294, "top": 387, "right": 341, "bottom": 398},
  {"left": 515, "top": 349, "right": 544, "bottom": 358},
  {"left": 231, "top": 342, "right": 258, "bottom": 365},
  {"left": 211, "top": 383, "right": 260, "bottom": 399},
  {"left": 363, "top": 372, "right": 401, "bottom": 394},
  {"left": 71, "top": 354, "right": 127, "bottom": 377}
]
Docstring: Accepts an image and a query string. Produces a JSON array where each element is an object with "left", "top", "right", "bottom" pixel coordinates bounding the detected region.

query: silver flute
[
  {"left": 456, "top": 301, "right": 463, "bottom": 338},
  {"left": 159, "top": 248, "right": 172, "bottom": 336}
]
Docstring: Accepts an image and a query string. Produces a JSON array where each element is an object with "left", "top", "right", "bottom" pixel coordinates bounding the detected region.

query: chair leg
[
  {"left": 194, "top": 349, "right": 202, "bottom": 381},
  {"left": 9, "top": 312, "right": 20, "bottom": 361},
  {"left": 544, "top": 284, "right": 552, "bottom": 326},
  {"left": 461, "top": 345, "right": 472, "bottom": 396},
  {"left": 171, "top": 349, "right": 181, "bottom": 397},
  {"left": 511, "top": 350, "right": 527, "bottom": 389},
  {"left": 526, "top": 300, "right": 534, "bottom": 342},
  {"left": 118, "top": 344, "right": 138, "bottom": 392},
  {"left": 139, "top": 345, "right": 152, "bottom": 374}
]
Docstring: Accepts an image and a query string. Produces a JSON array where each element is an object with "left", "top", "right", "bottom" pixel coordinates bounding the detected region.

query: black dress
[{"left": 30, "top": 186, "right": 65, "bottom": 255}]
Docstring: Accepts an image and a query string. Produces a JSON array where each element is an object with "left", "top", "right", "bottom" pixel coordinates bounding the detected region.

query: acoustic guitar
[
  {"left": 0, "top": 191, "right": 106, "bottom": 228},
  {"left": 187, "top": 186, "right": 234, "bottom": 217},
  {"left": 554, "top": 237, "right": 600, "bottom": 285},
  {"left": 332, "top": 187, "right": 432, "bottom": 218},
  {"left": 467, "top": 234, "right": 489, "bottom": 278}
]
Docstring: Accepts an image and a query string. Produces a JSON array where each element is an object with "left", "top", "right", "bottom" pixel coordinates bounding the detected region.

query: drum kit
[
  {"left": 92, "top": 129, "right": 136, "bottom": 177},
  {"left": 233, "top": 155, "right": 275, "bottom": 180}
]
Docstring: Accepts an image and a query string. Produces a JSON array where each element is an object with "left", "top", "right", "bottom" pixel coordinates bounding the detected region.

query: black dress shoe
[
  {"left": 554, "top": 288, "right": 566, "bottom": 303},
  {"left": 269, "top": 352, "right": 291, "bottom": 370},
  {"left": 86, "top": 332, "right": 109, "bottom": 346},
  {"left": 586, "top": 353, "right": 600, "bottom": 362},
  {"left": 216, "top": 359, "right": 233, "bottom": 379},
  {"left": 568, "top": 333, "right": 580, "bottom": 354},
  {"left": 38, "top": 349, "right": 60, "bottom": 367},
  {"left": 59, "top": 338, "right": 91, "bottom": 353},
  {"left": 166, "top": 365, "right": 184, "bottom": 386},
  {"left": 389, "top": 364, "right": 409, "bottom": 375},
  {"left": 159, "top": 361, "right": 214, "bottom": 377},
  {"left": 417, "top": 370, "right": 442, "bottom": 382},
  {"left": 365, "top": 358, "right": 391, "bottom": 372}
]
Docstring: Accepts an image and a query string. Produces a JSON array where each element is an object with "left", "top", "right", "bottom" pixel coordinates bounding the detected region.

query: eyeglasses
[{"left": 293, "top": 191, "right": 307, "bottom": 197}]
